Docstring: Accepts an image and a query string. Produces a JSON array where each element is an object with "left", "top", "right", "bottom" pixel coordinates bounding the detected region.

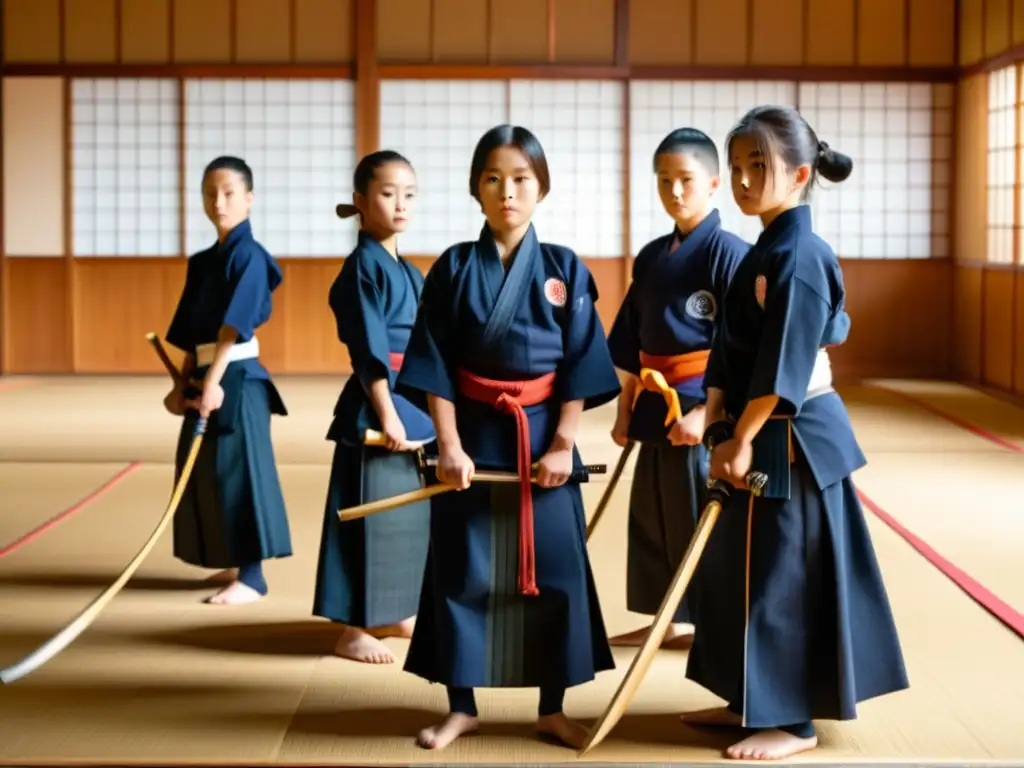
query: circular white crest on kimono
[
  {"left": 685, "top": 290, "right": 717, "bottom": 320},
  {"left": 544, "top": 277, "right": 567, "bottom": 307},
  {"left": 755, "top": 275, "right": 767, "bottom": 308}
]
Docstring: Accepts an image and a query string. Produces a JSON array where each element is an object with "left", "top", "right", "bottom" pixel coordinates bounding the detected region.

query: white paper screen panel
[
  {"left": 71, "top": 78, "right": 180, "bottom": 257},
  {"left": 507, "top": 80, "right": 625, "bottom": 257},
  {"left": 183, "top": 79, "right": 357, "bottom": 258},
  {"left": 378, "top": 80, "right": 509, "bottom": 256},
  {"left": 987, "top": 67, "right": 1017, "bottom": 265},
  {"left": 800, "top": 82, "right": 952, "bottom": 260}
]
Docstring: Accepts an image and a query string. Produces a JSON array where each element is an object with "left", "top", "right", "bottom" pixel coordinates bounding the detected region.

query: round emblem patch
[
  {"left": 685, "top": 290, "right": 716, "bottom": 321},
  {"left": 754, "top": 275, "right": 767, "bottom": 308},
  {"left": 544, "top": 277, "right": 567, "bottom": 307}
]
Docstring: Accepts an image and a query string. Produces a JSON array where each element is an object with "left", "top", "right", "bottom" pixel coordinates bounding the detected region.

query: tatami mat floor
[{"left": 0, "top": 375, "right": 1021, "bottom": 765}]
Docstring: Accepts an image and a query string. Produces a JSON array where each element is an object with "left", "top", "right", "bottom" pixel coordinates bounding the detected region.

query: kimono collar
[
  {"left": 478, "top": 222, "right": 540, "bottom": 264},
  {"left": 219, "top": 219, "right": 253, "bottom": 251},
  {"left": 756, "top": 204, "right": 812, "bottom": 250},
  {"left": 357, "top": 229, "right": 399, "bottom": 262},
  {"left": 671, "top": 208, "right": 721, "bottom": 247}
]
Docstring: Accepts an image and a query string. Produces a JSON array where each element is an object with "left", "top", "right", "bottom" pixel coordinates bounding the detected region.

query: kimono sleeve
[
  {"left": 555, "top": 255, "right": 621, "bottom": 410},
  {"left": 332, "top": 255, "right": 391, "bottom": 391},
  {"left": 747, "top": 269, "right": 830, "bottom": 414},
  {"left": 605, "top": 283, "right": 642, "bottom": 375},
  {"left": 395, "top": 254, "right": 458, "bottom": 406},
  {"left": 221, "top": 245, "right": 274, "bottom": 341},
  {"left": 703, "top": 238, "right": 745, "bottom": 394},
  {"left": 702, "top": 317, "right": 729, "bottom": 394}
]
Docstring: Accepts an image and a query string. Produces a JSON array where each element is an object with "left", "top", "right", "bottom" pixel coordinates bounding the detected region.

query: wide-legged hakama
[
  {"left": 404, "top": 472, "right": 614, "bottom": 689},
  {"left": 312, "top": 444, "right": 430, "bottom": 628},
  {"left": 173, "top": 377, "right": 292, "bottom": 569},
  {"left": 685, "top": 451, "right": 909, "bottom": 728},
  {"left": 626, "top": 442, "right": 707, "bottom": 623}
]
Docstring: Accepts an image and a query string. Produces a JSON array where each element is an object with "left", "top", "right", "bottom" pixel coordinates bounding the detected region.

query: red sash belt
[
  {"left": 634, "top": 349, "right": 710, "bottom": 426},
  {"left": 456, "top": 368, "right": 557, "bottom": 597},
  {"left": 388, "top": 352, "right": 404, "bottom": 372}
]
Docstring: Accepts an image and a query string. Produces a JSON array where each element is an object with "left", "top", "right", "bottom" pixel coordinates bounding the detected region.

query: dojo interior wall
[{"left": 0, "top": 0, "right": 1018, "bottom": 396}]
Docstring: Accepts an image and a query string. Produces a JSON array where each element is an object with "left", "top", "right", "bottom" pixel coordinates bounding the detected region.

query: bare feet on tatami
[
  {"left": 335, "top": 626, "right": 395, "bottom": 663},
  {"left": 417, "top": 713, "right": 479, "bottom": 749},
  {"left": 609, "top": 622, "right": 694, "bottom": 650},
  {"left": 680, "top": 707, "right": 818, "bottom": 760},
  {"left": 415, "top": 712, "right": 587, "bottom": 750},
  {"left": 205, "top": 580, "right": 263, "bottom": 605}
]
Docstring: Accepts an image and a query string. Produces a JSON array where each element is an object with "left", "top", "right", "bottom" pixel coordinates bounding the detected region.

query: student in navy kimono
[
  {"left": 606, "top": 128, "right": 746, "bottom": 651},
  {"left": 395, "top": 125, "right": 621, "bottom": 751},
  {"left": 682, "top": 106, "right": 908, "bottom": 761},
  {"left": 312, "top": 150, "right": 434, "bottom": 665},
  {"left": 162, "top": 155, "right": 292, "bottom": 606}
]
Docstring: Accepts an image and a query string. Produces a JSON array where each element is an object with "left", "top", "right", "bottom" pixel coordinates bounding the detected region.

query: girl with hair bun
[
  {"left": 312, "top": 150, "right": 435, "bottom": 665},
  {"left": 682, "top": 106, "right": 909, "bottom": 761}
]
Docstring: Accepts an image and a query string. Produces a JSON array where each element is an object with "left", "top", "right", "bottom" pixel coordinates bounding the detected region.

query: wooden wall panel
[
  {"left": 952, "top": 266, "right": 984, "bottom": 381},
  {"left": 376, "top": 0, "right": 431, "bottom": 61},
  {"left": 553, "top": 0, "right": 616, "bottom": 63},
  {"left": 908, "top": 0, "right": 956, "bottom": 67},
  {"left": 172, "top": 0, "right": 232, "bottom": 63},
  {"left": 984, "top": 0, "right": 1013, "bottom": 59},
  {"left": 432, "top": 0, "right": 489, "bottom": 62},
  {"left": 1016, "top": 0, "right": 1024, "bottom": 46},
  {"left": 750, "top": 0, "right": 803, "bottom": 66},
  {"left": 293, "top": 0, "right": 353, "bottom": 62},
  {"left": 119, "top": 0, "right": 171, "bottom": 64},
  {"left": 628, "top": 0, "right": 691, "bottom": 65},
  {"left": 488, "top": 0, "right": 548, "bottom": 63},
  {"left": 831, "top": 259, "right": 952, "bottom": 380},
  {"left": 982, "top": 269, "right": 1016, "bottom": 390},
  {"left": 2, "top": 0, "right": 61, "bottom": 63},
  {"left": 235, "top": 0, "right": 292, "bottom": 63},
  {"left": 804, "top": 0, "right": 856, "bottom": 66},
  {"left": 959, "top": 0, "right": 986, "bottom": 66},
  {"left": 857, "top": 0, "right": 906, "bottom": 66},
  {"left": 63, "top": 0, "right": 118, "bottom": 63},
  {"left": 955, "top": 75, "right": 988, "bottom": 263},
  {"left": 1016, "top": 273, "right": 1024, "bottom": 395},
  {"left": 3, "top": 259, "right": 71, "bottom": 373},
  {"left": 693, "top": 0, "right": 747, "bottom": 66}
]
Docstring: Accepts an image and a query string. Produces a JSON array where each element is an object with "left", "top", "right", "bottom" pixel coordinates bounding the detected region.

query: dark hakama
[
  {"left": 688, "top": 205, "right": 908, "bottom": 730},
  {"left": 396, "top": 224, "right": 621, "bottom": 690},
  {"left": 312, "top": 233, "right": 434, "bottom": 629},
  {"left": 605, "top": 211, "right": 746, "bottom": 624},
  {"left": 165, "top": 219, "right": 292, "bottom": 570}
]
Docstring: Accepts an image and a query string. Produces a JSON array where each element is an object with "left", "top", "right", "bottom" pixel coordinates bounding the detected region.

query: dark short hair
[
  {"left": 468, "top": 124, "right": 551, "bottom": 202},
  {"left": 336, "top": 149, "right": 414, "bottom": 219},
  {"left": 202, "top": 156, "right": 253, "bottom": 191},
  {"left": 726, "top": 105, "right": 853, "bottom": 201},
  {"left": 652, "top": 127, "right": 720, "bottom": 176}
]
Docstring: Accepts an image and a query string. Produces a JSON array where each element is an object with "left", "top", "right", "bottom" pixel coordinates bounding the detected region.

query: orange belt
[
  {"left": 389, "top": 352, "right": 404, "bottom": 372},
  {"left": 456, "top": 368, "right": 557, "bottom": 597},
  {"left": 633, "top": 349, "right": 710, "bottom": 426}
]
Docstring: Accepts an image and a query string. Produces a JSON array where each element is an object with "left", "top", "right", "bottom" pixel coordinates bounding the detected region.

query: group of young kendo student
[{"left": 161, "top": 103, "right": 910, "bottom": 761}]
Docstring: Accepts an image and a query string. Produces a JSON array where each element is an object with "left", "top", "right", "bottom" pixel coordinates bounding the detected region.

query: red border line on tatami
[
  {"left": 857, "top": 488, "right": 1024, "bottom": 639},
  {"left": 0, "top": 378, "right": 34, "bottom": 393},
  {"left": 0, "top": 462, "right": 142, "bottom": 559},
  {"left": 873, "top": 384, "right": 1024, "bottom": 454}
]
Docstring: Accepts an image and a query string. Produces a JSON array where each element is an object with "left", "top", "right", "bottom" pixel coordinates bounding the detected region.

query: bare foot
[
  {"left": 609, "top": 622, "right": 693, "bottom": 648},
  {"left": 368, "top": 617, "right": 415, "bottom": 639},
  {"left": 416, "top": 713, "right": 478, "bottom": 749},
  {"left": 726, "top": 729, "right": 818, "bottom": 760},
  {"left": 537, "top": 713, "right": 589, "bottom": 748},
  {"left": 335, "top": 626, "right": 395, "bottom": 664},
  {"left": 205, "top": 580, "right": 263, "bottom": 605},
  {"left": 680, "top": 706, "right": 743, "bottom": 726}
]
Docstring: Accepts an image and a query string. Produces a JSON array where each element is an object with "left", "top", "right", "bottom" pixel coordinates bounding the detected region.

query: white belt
[
  {"left": 807, "top": 348, "right": 833, "bottom": 393},
  {"left": 195, "top": 338, "right": 260, "bottom": 367}
]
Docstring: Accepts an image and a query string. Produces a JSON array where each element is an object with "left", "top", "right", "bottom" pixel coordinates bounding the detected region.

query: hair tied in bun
[{"left": 335, "top": 203, "right": 359, "bottom": 219}]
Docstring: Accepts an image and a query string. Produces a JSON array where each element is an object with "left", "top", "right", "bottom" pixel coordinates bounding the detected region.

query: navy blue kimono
[
  {"left": 687, "top": 205, "right": 908, "bottom": 730},
  {"left": 312, "top": 232, "right": 434, "bottom": 629},
  {"left": 396, "top": 223, "right": 621, "bottom": 691},
  {"left": 606, "top": 210, "right": 746, "bottom": 624},
  {"left": 164, "top": 219, "right": 292, "bottom": 570}
]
